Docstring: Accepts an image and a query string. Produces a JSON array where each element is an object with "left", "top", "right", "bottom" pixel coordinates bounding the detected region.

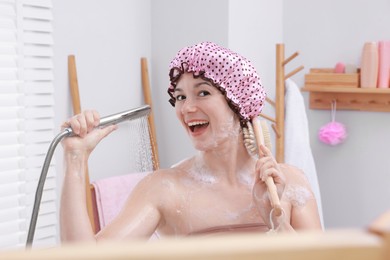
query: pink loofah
[
  {"left": 318, "top": 101, "right": 347, "bottom": 146},
  {"left": 318, "top": 121, "right": 347, "bottom": 145}
]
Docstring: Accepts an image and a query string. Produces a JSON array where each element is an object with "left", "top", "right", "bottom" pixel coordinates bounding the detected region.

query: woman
[{"left": 60, "top": 42, "right": 321, "bottom": 242}]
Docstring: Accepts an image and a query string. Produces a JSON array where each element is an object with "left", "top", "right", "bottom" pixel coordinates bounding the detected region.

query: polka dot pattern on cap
[{"left": 168, "top": 42, "right": 266, "bottom": 124}]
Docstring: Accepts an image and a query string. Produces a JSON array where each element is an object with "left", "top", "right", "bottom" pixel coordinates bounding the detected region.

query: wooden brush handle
[
  {"left": 252, "top": 117, "right": 282, "bottom": 217},
  {"left": 265, "top": 178, "right": 282, "bottom": 216}
]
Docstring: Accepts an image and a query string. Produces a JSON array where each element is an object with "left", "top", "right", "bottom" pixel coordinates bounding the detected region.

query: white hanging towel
[{"left": 284, "top": 78, "right": 324, "bottom": 227}]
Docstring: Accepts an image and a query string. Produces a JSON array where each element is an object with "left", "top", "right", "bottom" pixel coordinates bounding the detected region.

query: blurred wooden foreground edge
[
  {"left": 1, "top": 228, "right": 388, "bottom": 260},
  {"left": 3, "top": 211, "right": 389, "bottom": 259}
]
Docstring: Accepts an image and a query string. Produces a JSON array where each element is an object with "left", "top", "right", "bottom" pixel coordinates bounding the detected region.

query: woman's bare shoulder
[
  {"left": 169, "top": 156, "right": 194, "bottom": 170},
  {"left": 278, "top": 163, "right": 310, "bottom": 186},
  {"left": 139, "top": 167, "right": 180, "bottom": 185},
  {"left": 137, "top": 161, "right": 191, "bottom": 191}
]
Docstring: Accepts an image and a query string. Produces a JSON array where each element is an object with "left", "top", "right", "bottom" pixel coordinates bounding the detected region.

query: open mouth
[{"left": 188, "top": 121, "right": 209, "bottom": 133}]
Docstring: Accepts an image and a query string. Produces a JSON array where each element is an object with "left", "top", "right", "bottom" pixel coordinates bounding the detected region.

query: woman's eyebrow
[
  {"left": 194, "top": 81, "right": 212, "bottom": 88},
  {"left": 174, "top": 81, "right": 211, "bottom": 92}
]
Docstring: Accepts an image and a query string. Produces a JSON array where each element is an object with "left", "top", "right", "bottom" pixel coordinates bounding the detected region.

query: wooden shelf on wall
[{"left": 301, "top": 86, "right": 390, "bottom": 112}]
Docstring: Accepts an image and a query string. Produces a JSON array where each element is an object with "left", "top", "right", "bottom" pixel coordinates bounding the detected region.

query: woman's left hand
[{"left": 252, "top": 144, "right": 286, "bottom": 229}]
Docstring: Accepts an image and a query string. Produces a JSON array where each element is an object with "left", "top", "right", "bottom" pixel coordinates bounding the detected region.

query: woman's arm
[
  {"left": 95, "top": 173, "right": 164, "bottom": 241},
  {"left": 60, "top": 110, "right": 164, "bottom": 242},
  {"left": 60, "top": 151, "right": 95, "bottom": 241},
  {"left": 60, "top": 110, "right": 117, "bottom": 242},
  {"left": 291, "top": 197, "right": 322, "bottom": 230},
  {"left": 284, "top": 166, "right": 322, "bottom": 230},
  {"left": 61, "top": 156, "right": 164, "bottom": 242}
]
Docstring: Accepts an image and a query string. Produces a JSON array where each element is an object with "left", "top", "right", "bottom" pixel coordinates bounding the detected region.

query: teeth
[{"left": 188, "top": 121, "right": 208, "bottom": 127}]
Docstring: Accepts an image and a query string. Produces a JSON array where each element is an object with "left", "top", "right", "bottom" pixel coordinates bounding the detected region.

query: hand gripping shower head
[
  {"left": 63, "top": 104, "right": 151, "bottom": 135},
  {"left": 26, "top": 105, "right": 151, "bottom": 248}
]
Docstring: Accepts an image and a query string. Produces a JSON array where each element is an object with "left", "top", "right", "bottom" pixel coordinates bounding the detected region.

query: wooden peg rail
[
  {"left": 259, "top": 44, "right": 305, "bottom": 163},
  {"left": 301, "top": 86, "right": 390, "bottom": 112}
]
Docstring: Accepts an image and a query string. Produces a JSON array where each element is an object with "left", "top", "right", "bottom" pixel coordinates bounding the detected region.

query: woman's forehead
[{"left": 176, "top": 73, "right": 214, "bottom": 89}]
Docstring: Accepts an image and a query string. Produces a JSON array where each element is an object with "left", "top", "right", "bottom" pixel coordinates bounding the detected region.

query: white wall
[
  {"left": 53, "top": 0, "right": 151, "bottom": 181},
  {"left": 228, "top": 0, "right": 283, "bottom": 122},
  {"left": 283, "top": 0, "right": 390, "bottom": 228}
]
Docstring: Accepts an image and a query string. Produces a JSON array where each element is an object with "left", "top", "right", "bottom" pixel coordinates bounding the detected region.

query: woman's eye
[
  {"left": 175, "top": 95, "right": 186, "bottom": 101},
  {"left": 199, "top": 91, "right": 210, "bottom": 97}
]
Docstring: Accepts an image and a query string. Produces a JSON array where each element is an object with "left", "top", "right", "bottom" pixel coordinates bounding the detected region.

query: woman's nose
[{"left": 181, "top": 98, "right": 197, "bottom": 114}]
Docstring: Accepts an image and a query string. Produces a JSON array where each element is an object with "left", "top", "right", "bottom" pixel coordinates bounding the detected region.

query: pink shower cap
[{"left": 168, "top": 41, "right": 266, "bottom": 124}]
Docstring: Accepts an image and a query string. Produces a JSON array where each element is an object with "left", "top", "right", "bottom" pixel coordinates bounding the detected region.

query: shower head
[
  {"left": 98, "top": 104, "right": 151, "bottom": 127},
  {"left": 64, "top": 104, "right": 151, "bottom": 135}
]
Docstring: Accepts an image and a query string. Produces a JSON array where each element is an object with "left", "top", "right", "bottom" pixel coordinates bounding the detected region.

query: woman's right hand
[
  {"left": 252, "top": 144, "right": 286, "bottom": 229},
  {"left": 61, "top": 110, "right": 117, "bottom": 156}
]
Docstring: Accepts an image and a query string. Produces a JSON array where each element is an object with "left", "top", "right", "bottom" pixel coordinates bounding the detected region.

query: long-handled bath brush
[{"left": 252, "top": 117, "right": 282, "bottom": 217}]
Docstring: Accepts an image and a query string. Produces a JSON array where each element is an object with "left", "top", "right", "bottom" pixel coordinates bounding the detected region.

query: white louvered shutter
[{"left": 0, "top": 0, "right": 57, "bottom": 250}]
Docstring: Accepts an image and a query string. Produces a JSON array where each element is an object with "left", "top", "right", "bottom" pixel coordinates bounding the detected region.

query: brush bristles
[
  {"left": 243, "top": 121, "right": 257, "bottom": 156},
  {"left": 260, "top": 120, "right": 272, "bottom": 151},
  {"left": 243, "top": 118, "right": 272, "bottom": 156}
]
